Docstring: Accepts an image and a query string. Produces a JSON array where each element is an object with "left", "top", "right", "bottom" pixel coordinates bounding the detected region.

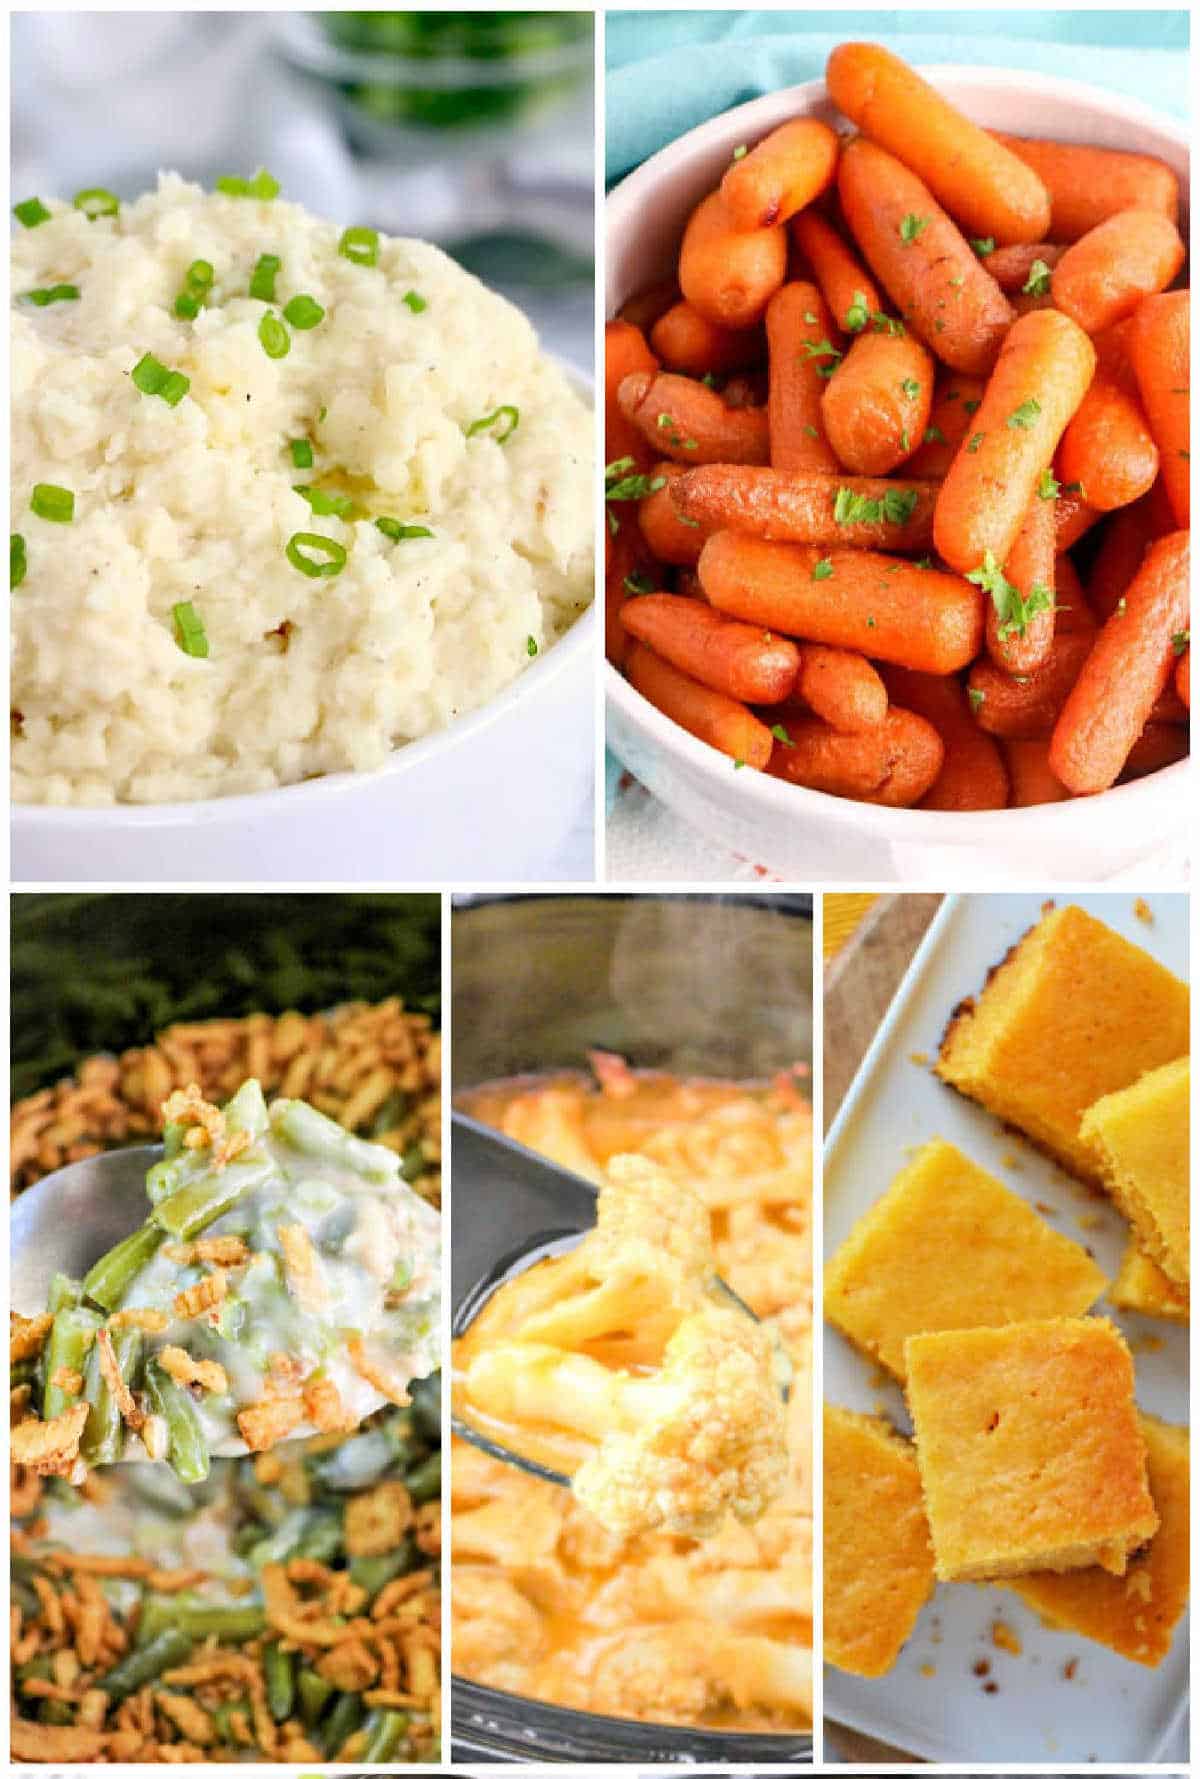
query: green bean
[
  {"left": 162, "top": 1119, "right": 187, "bottom": 1161},
  {"left": 224, "top": 1077, "right": 270, "bottom": 1139},
  {"left": 151, "top": 1152, "right": 273, "bottom": 1239},
  {"left": 273, "top": 1099, "right": 395, "bottom": 1181},
  {"left": 144, "top": 1360, "right": 210, "bottom": 1484},
  {"left": 319, "top": 1690, "right": 365, "bottom": 1757},
  {"left": 298, "top": 1669, "right": 334, "bottom": 1727},
  {"left": 42, "top": 1305, "right": 102, "bottom": 1420},
  {"left": 83, "top": 1220, "right": 165, "bottom": 1311},
  {"left": 47, "top": 1271, "right": 82, "bottom": 1312},
  {"left": 145, "top": 1156, "right": 187, "bottom": 1204},
  {"left": 263, "top": 1640, "right": 295, "bottom": 1722},
  {"left": 101, "top": 1626, "right": 195, "bottom": 1698},
  {"left": 296, "top": 1508, "right": 343, "bottom": 1563},
  {"left": 246, "top": 1503, "right": 320, "bottom": 1568},
  {"left": 400, "top": 1142, "right": 426, "bottom": 1182},
  {"left": 362, "top": 1706, "right": 410, "bottom": 1762},
  {"left": 409, "top": 1370, "right": 440, "bottom": 1442},
  {"left": 307, "top": 1426, "right": 400, "bottom": 1492},
  {"left": 211, "top": 1698, "right": 248, "bottom": 1742},
  {"left": 350, "top": 1540, "right": 415, "bottom": 1598},
  {"left": 80, "top": 1324, "right": 143, "bottom": 1466},
  {"left": 404, "top": 1449, "right": 441, "bottom": 1504},
  {"left": 40, "top": 1698, "right": 74, "bottom": 1725},
  {"left": 16, "top": 1654, "right": 55, "bottom": 1685}
]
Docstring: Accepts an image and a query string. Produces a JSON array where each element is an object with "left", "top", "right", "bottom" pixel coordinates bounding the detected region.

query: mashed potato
[{"left": 12, "top": 173, "right": 593, "bottom": 806}]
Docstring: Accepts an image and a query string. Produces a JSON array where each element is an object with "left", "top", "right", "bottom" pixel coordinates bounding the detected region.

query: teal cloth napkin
[{"left": 605, "top": 12, "right": 1188, "bottom": 811}]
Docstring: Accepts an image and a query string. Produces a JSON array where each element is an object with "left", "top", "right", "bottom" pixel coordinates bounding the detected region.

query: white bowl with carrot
[{"left": 605, "top": 47, "right": 1189, "bottom": 882}]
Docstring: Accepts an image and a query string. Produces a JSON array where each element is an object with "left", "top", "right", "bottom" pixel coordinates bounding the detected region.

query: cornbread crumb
[{"left": 991, "top": 1620, "right": 1022, "bottom": 1656}]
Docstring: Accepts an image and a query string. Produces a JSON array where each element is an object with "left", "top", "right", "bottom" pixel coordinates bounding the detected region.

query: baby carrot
[
  {"left": 1054, "top": 482, "right": 1101, "bottom": 551},
  {"left": 765, "top": 281, "right": 840, "bottom": 472},
  {"left": 1087, "top": 496, "right": 1157, "bottom": 622},
  {"left": 620, "top": 594, "right": 800, "bottom": 703},
  {"left": 790, "top": 211, "right": 882, "bottom": 335},
  {"left": 982, "top": 242, "right": 1064, "bottom": 294},
  {"left": 881, "top": 665, "right": 1010, "bottom": 810},
  {"left": 1004, "top": 738, "right": 1071, "bottom": 805},
  {"left": 968, "top": 584, "right": 1097, "bottom": 739},
  {"left": 1057, "top": 373, "right": 1159, "bottom": 512},
  {"left": 679, "top": 190, "right": 788, "bottom": 329},
  {"left": 796, "top": 645, "right": 888, "bottom": 732},
  {"left": 626, "top": 639, "right": 775, "bottom": 769},
  {"left": 905, "top": 373, "right": 986, "bottom": 478},
  {"left": 699, "top": 531, "right": 984, "bottom": 672},
  {"left": 837, "top": 136, "right": 1015, "bottom": 376},
  {"left": 721, "top": 371, "right": 769, "bottom": 409},
  {"left": 933, "top": 308, "right": 1096, "bottom": 573},
  {"left": 820, "top": 330, "right": 934, "bottom": 475},
  {"left": 1176, "top": 650, "right": 1190, "bottom": 709},
  {"left": 990, "top": 135, "right": 1180, "bottom": 242},
  {"left": 720, "top": 117, "right": 839, "bottom": 230},
  {"left": 1120, "top": 721, "right": 1190, "bottom": 780},
  {"left": 606, "top": 321, "right": 659, "bottom": 470},
  {"left": 619, "top": 278, "right": 681, "bottom": 334},
  {"left": 605, "top": 521, "right": 659, "bottom": 669},
  {"left": 637, "top": 463, "right": 710, "bottom": 566},
  {"left": 982, "top": 491, "right": 1057, "bottom": 676},
  {"left": 672, "top": 465, "right": 937, "bottom": 551},
  {"left": 768, "top": 707, "right": 944, "bottom": 805},
  {"left": 826, "top": 43, "right": 1051, "bottom": 244},
  {"left": 650, "top": 302, "right": 764, "bottom": 378},
  {"left": 1051, "top": 210, "right": 1185, "bottom": 337},
  {"left": 617, "top": 370, "right": 770, "bottom": 465},
  {"left": 1128, "top": 291, "right": 1189, "bottom": 527},
  {"left": 1050, "top": 529, "right": 1190, "bottom": 794}
]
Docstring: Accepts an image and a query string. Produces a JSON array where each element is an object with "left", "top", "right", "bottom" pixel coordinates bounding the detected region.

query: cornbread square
[
  {"left": 936, "top": 905, "right": 1189, "bottom": 1184},
  {"left": 1007, "top": 1416, "right": 1189, "bottom": 1667},
  {"left": 823, "top": 1403, "right": 935, "bottom": 1677},
  {"left": 1110, "top": 1238, "right": 1189, "bottom": 1324},
  {"left": 825, "top": 1139, "right": 1107, "bottom": 1379},
  {"left": 1081, "top": 1057, "right": 1190, "bottom": 1289},
  {"left": 905, "top": 1318, "right": 1158, "bottom": 1583}
]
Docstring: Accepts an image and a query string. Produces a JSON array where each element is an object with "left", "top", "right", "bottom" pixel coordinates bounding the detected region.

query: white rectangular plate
[{"left": 823, "top": 891, "right": 1189, "bottom": 1764}]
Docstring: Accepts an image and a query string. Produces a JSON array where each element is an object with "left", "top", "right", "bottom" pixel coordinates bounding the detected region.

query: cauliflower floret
[
  {"left": 585, "top": 1625, "right": 724, "bottom": 1724},
  {"left": 451, "top": 1569, "right": 545, "bottom": 1694}
]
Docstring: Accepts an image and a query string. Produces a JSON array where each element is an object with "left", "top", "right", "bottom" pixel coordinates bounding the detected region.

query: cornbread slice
[
  {"left": 1081, "top": 1057, "right": 1190, "bottom": 1289},
  {"left": 1007, "top": 1416, "right": 1189, "bottom": 1667},
  {"left": 905, "top": 1318, "right": 1158, "bottom": 1583},
  {"left": 823, "top": 1403, "right": 935, "bottom": 1677},
  {"left": 936, "top": 905, "right": 1189, "bottom": 1184},
  {"left": 825, "top": 1139, "right": 1107, "bottom": 1379},
  {"left": 1110, "top": 1238, "right": 1189, "bottom": 1324}
]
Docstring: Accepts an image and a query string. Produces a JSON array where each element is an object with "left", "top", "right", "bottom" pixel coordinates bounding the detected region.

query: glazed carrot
[
  {"left": 1003, "top": 738, "right": 1071, "bottom": 806},
  {"left": 1128, "top": 291, "right": 1190, "bottom": 527},
  {"left": 881, "top": 665, "right": 1009, "bottom": 810},
  {"left": 699, "top": 532, "right": 983, "bottom": 672},
  {"left": 1149, "top": 682, "right": 1188, "bottom": 725},
  {"left": 605, "top": 520, "right": 659, "bottom": 669},
  {"left": 1092, "top": 317, "right": 1139, "bottom": 391},
  {"left": 790, "top": 211, "right": 882, "bottom": 335},
  {"left": 982, "top": 242, "right": 1064, "bottom": 294},
  {"left": 720, "top": 117, "right": 839, "bottom": 230},
  {"left": 1087, "top": 497, "right": 1157, "bottom": 622},
  {"left": 637, "top": 463, "right": 710, "bottom": 566},
  {"left": 1050, "top": 529, "right": 1190, "bottom": 794},
  {"left": 619, "top": 278, "right": 681, "bottom": 334},
  {"left": 990, "top": 135, "right": 1180, "bottom": 242},
  {"left": 1120, "top": 721, "right": 1189, "bottom": 779},
  {"left": 1054, "top": 482, "right": 1101, "bottom": 551},
  {"left": 617, "top": 370, "right": 770, "bottom": 466},
  {"left": 968, "top": 590, "right": 1097, "bottom": 740},
  {"left": 933, "top": 308, "right": 1096, "bottom": 572},
  {"left": 650, "top": 302, "right": 764, "bottom": 377},
  {"left": 606, "top": 321, "right": 660, "bottom": 471},
  {"left": 768, "top": 708, "right": 944, "bottom": 805},
  {"left": 765, "top": 281, "right": 840, "bottom": 472},
  {"left": 796, "top": 645, "right": 887, "bottom": 733},
  {"left": 905, "top": 373, "right": 986, "bottom": 478},
  {"left": 1053, "top": 550, "right": 1087, "bottom": 616},
  {"left": 1057, "top": 374, "right": 1159, "bottom": 512},
  {"left": 626, "top": 640, "right": 775, "bottom": 769},
  {"left": 837, "top": 137, "right": 1015, "bottom": 376},
  {"left": 983, "top": 492, "right": 1057, "bottom": 676},
  {"left": 620, "top": 594, "right": 800, "bottom": 703},
  {"left": 672, "top": 465, "right": 937, "bottom": 551},
  {"left": 721, "top": 371, "right": 769, "bottom": 409},
  {"left": 820, "top": 330, "right": 934, "bottom": 475},
  {"left": 1051, "top": 210, "right": 1185, "bottom": 337},
  {"left": 679, "top": 190, "right": 788, "bottom": 329},
  {"left": 1176, "top": 649, "right": 1190, "bottom": 709},
  {"left": 826, "top": 43, "right": 1050, "bottom": 244}
]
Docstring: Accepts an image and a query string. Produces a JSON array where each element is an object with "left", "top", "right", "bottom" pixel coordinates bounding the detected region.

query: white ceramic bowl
[
  {"left": 13, "top": 368, "right": 595, "bottom": 884},
  {"left": 606, "top": 68, "right": 1189, "bottom": 883}
]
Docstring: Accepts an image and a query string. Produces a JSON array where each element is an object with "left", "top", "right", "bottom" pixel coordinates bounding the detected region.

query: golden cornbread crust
[
  {"left": 936, "top": 906, "right": 1190, "bottom": 1186},
  {"left": 1110, "top": 1238, "right": 1189, "bottom": 1324},
  {"left": 1007, "top": 1416, "right": 1189, "bottom": 1667},
  {"left": 1082, "top": 1057, "right": 1190, "bottom": 1290},
  {"left": 823, "top": 1403, "right": 935, "bottom": 1678},
  {"left": 905, "top": 1317, "right": 1159, "bottom": 1584},
  {"left": 825, "top": 1139, "right": 1108, "bottom": 1380}
]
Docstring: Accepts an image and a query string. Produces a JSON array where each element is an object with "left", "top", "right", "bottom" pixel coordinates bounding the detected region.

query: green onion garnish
[
  {"left": 174, "top": 292, "right": 201, "bottom": 320},
  {"left": 22, "top": 284, "right": 80, "bottom": 306},
  {"left": 258, "top": 312, "right": 290, "bottom": 359},
  {"left": 131, "top": 353, "right": 190, "bottom": 407},
  {"left": 171, "top": 601, "right": 209, "bottom": 658},
  {"left": 249, "top": 253, "right": 281, "bottom": 302},
  {"left": 291, "top": 439, "right": 314, "bottom": 469},
  {"left": 216, "top": 170, "right": 280, "bottom": 200},
  {"left": 466, "top": 405, "right": 520, "bottom": 442},
  {"left": 286, "top": 532, "right": 347, "bottom": 577},
  {"left": 293, "top": 485, "right": 356, "bottom": 518},
  {"left": 338, "top": 227, "right": 379, "bottom": 267},
  {"left": 187, "top": 260, "right": 214, "bottom": 290},
  {"left": 283, "top": 294, "right": 324, "bottom": 330},
  {"left": 526, "top": 635, "right": 538, "bottom": 657},
  {"left": 73, "top": 188, "right": 120, "bottom": 219},
  {"left": 174, "top": 260, "right": 215, "bottom": 319},
  {"left": 403, "top": 290, "right": 427, "bottom": 313},
  {"left": 11, "top": 535, "right": 27, "bottom": 588},
  {"left": 376, "top": 517, "right": 433, "bottom": 541},
  {"left": 30, "top": 484, "right": 74, "bottom": 523},
  {"left": 13, "top": 198, "right": 51, "bottom": 228}
]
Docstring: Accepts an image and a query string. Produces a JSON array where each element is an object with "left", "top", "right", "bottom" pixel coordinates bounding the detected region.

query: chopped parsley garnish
[
  {"left": 966, "top": 550, "right": 1053, "bottom": 640},
  {"left": 923, "top": 425, "right": 944, "bottom": 445},
  {"left": 834, "top": 486, "right": 919, "bottom": 527},
  {"left": 900, "top": 377, "right": 921, "bottom": 400},
  {"left": 967, "top": 432, "right": 985, "bottom": 453},
  {"left": 733, "top": 758, "right": 746, "bottom": 770},
  {"left": 800, "top": 339, "right": 843, "bottom": 378},
  {"left": 526, "top": 636, "right": 539, "bottom": 657},
  {"left": 900, "top": 429, "right": 910, "bottom": 452},
  {"left": 970, "top": 237, "right": 995, "bottom": 257},
  {"left": 844, "top": 292, "right": 870, "bottom": 333},
  {"left": 623, "top": 571, "right": 656, "bottom": 595},
  {"left": 1022, "top": 258, "right": 1054, "bottom": 296},
  {"left": 605, "top": 457, "right": 667, "bottom": 531},
  {"left": 812, "top": 557, "right": 834, "bottom": 581},
  {"left": 899, "top": 214, "right": 930, "bottom": 244},
  {"left": 962, "top": 398, "right": 981, "bottom": 415},
  {"left": 1007, "top": 399, "right": 1042, "bottom": 430},
  {"left": 1172, "top": 630, "right": 1190, "bottom": 656},
  {"left": 914, "top": 555, "right": 934, "bottom": 570},
  {"left": 770, "top": 724, "right": 795, "bottom": 748},
  {"left": 731, "top": 144, "right": 749, "bottom": 161},
  {"left": 802, "top": 423, "right": 820, "bottom": 439},
  {"left": 968, "top": 687, "right": 985, "bottom": 712},
  {"left": 1037, "top": 467, "right": 1061, "bottom": 501}
]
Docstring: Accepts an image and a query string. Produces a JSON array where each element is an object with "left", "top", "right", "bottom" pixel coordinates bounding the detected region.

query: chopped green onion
[
  {"left": 526, "top": 635, "right": 539, "bottom": 657},
  {"left": 249, "top": 253, "right": 281, "bottom": 302},
  {"left": 187, "top": 260, "right": 214, "bottom": 291},
  {"left": 466, "top": 405, "right": 520, "bottom": 442},
  {"left": 339, "top": 226, "right": 379, "bottom": 267},
  {"left": 291, "top": 439, "right": 314, "bottom": 469},
  {"left": 131, "top": 353, "right": 190, "bottom": 407},
  {"left": 283, "top": 294, "right": 324, "bottom": 330},
  {"left": 216, "top": 170, "right": 280, "bottom": 199},
  {"left": 13, "top": 197, "right": 51, "bottom": 228},
  {"left": 174, "top": 261, "right": 215, "bottom": 320},
  {"left": 22, "top": 284, "right": 80, "bottom": 306},
  {"left": 375, "top": 517, "right": 433, "bottom": 541},
  {"left": 258, "top": 312, "right": 290, "bottom": 359},
  {"left": 73, "top": 188, "right": 120, "bottom": 219},
  {"left": 402, "top": 290, "right": 427, "bottom": 313},
  {"left": 293, "top": 484, "right": 356, "bottom": 518},
  {"left": 30, "top": 484, "right": 74, "bottom": 523},
  {"left": 173, "top": 292, "right": 201, "bottom": 320},
  {"left": 286, "top": 532, "right": 347, "bottom": 577},
  {"left": 11, "top": 535, "right": 27, "bottom": 588},
  {"left": 171, "top": 601, "right": 209, "bottom": 658},
  {"left": 159, "top": 371, "right": 190, "bottom": 406}
]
